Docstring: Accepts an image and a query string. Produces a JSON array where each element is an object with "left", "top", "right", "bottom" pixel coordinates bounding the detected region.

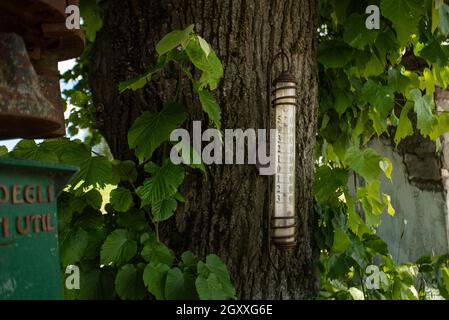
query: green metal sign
[{"left": 0, "top": 158, "right": 77, "bottom": 300}]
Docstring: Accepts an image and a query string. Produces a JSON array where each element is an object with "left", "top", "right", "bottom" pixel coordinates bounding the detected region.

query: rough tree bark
[{"left": 89, "top": 0, "right": 319, "bottom": 299}]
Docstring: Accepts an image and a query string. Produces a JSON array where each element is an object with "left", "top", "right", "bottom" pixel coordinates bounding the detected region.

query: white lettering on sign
[{"left": 66, "top": 5, "right": 81, "bottom": 30}]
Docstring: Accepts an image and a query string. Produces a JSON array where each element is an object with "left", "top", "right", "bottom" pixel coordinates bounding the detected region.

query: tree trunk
[{"left": 89, "top": 0, "right": 319, "bottom": 299}]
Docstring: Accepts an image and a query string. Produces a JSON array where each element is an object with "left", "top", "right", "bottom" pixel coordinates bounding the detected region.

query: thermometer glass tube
[{"left": 272, "top": 73, "right": 297, "bottom": 249}]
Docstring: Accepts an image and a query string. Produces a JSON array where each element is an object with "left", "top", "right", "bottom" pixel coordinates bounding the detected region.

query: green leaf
[
  {"left": 195, "top": 254, "right": 235, "bottom": 300},
  {"left": 442, "top": 267, "right": 449, "bottom": 293},
  {"left": 313, "top": 166, "right": 348, "bottom": 204},
  {"left": 388, "top": 68, "right": 410, "bottom": 93},
  {"left": 100, "top": 229, "right": 137, "bottom": 266},
  {"left": 420, "top": 41, "right": 449, "bottom": 67},
  {"left": 60, "top": 229, "right": 88, "bottom": 266},
  {"left": 395, "top": 102, "right": 414, "bottom": 144},
  {"left": 195, "top": 273, "right": 235, "bottom": 300},
  {"left": 198, "top": 90, "right": 221, "bottom": 129},
  {"left": 430, "top": 112, "right": 449, "bottom": 139},
  {"left": 361, "top": 50, "right": 385, "bottom": 77},
  {"left": 42, "top": 138, "right": 91, "bottom": 164},
  {"left": 115, "top": 264, "right": 145, "bottom": 300},
  {"left": 409, "top": 89, "right": 437, "bottom": 136},
  {"left": 112, "top": 160, "right": 138, "bottom": 183},
  {"left": 185, "top": 37, "right": 224, "bottom": 90},
  {"left": 198, "top": 36, "right": 211, "bottom": 56},
  {"left": 379, "top": 157, "right": 393, "bottom": 180},
  {"left": 165, "top": 267, "right": 198, "bottom": 300},
  {"left": 433, "top": 0, "right": 440, "bottom": 33},
  {"left": 180, "top": 251, "right": 198, "bottom": 270},
  {"left": 118, "top": 70, "right": 152, "bottom": 93},
  {"left": 136, "top": 160, "right": 185, "bottom": 206},
  {"left": 380, "top": 0, "right": 423, "bottom": 45},
  {"left": 110, "top": 187, "right": 134, "bottom": 212},
  {"left": 318, "top": 40, "right": 353, "bottom": 68},
  {"left": 116, "top": 210, "right": 148, "bottom": 231},
  {"left": 345, "top": 147, "right": 383, "bottom": 183},
  {"left": 383, "top": 194, "right": 396, "bottom": 215},
  {"left": 439, "top": 4, "right": 449, "bottom": 35},
  {"left": 10, "top": 140, "right": 58, "bottom": 162},
  {"left": 79, "top": 0, "right": 103, "bottom": 42},
  {"left": 141, "top": 242, "right": 175, "bottom": 266},
  {"left": 156, "top": 24, "right": 194, "bottom": 55},
  {"left": 362, "top": 80, "right": 394, "bottom": 118},
  {"left": 343, "top": 14, "right": 378, "bottom": 49},
  {"left": 152, "top": 198, "right": 177, "bottom": 222},
  {"left": 70, "top": 156, "right": 113, "bottom": 191},
  {"left": 0, "top": 146, "right": 7, "bottom": 156},
  {"left": 363, "top": 234, "right": 389, "bottom": 256},
  {"left": 84, "top": 189, "right": 103, "bottom": 210},
  {"left": 128, "top": 102, "right": 186, "bottom": 163},
  {"left": 357, "top": 181, "right": 386, "bottom": 218},
  {"left": 143, "top": 262, "right": 170, "bottom": 300},
  {"left": 332, "top": 227, "right": 351, "bottom": 254},
  {"left": 83, "top": 229, "right": 107, "bottom": 260},
  {"left": 333, "top": 89, "right": 353, "bottom": 116},
  {"left": 346, "top": 194, "right": 370, "bottom": 237}
]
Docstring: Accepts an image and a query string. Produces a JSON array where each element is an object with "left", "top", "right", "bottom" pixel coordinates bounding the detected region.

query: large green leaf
[
  {"left": 60, "top": 228, "right": 88, "bottom": 266},
  {"left": 128, "top": 102, "right": 186, "bottom": 163},
  {"left": 430, "top": 112, "right": 449, "bottom": 139},
  {"left": 394, "top": 102, "right": 414, "bottom": 144},
  {"left": 165, "top": 267, "right": 198, "bottom": 300},
  {"left": 110, "top": 187, "right": 134, "bottom": 212},
  {"left": 141, "top": 242, "right": 175, "bottom": 266},
  {"left": 195, "top": 254, "right": 235, "bottom": 300},
  {"left": 156, "top": 24, "right": 194, "bottom": 55},
  {"left": 345, "top": 147, "right": 383, "bottom": 183},
  {"left": 0, "top": 146, "right": 7, "bottom": 156},
  {"left": 10, "top": 140, "right": 58, "bottom": 162},
  {"left": 343, "top": 14, "right": 378, "bottom": 49},
  {"left": 152, "top": 198, "right": 177, "bottom": 222},
  {"left": 332, "top": 227, "right": 351, "bottom": 254},
  {"left": 318, "top": 40, "right": 353, "bottom": 68},
  {"left": 419, "top": 41, "right": 449, "bottom": 66},
  {"left": 115, "top": 264, "right": 146, "bottom": 300},
  {"left": 79, "top": 0, "right": 103, "bottom": 41},
  {"left": 388, "top": 68, "right": 410, "bottom": 93},
  {"left": 333, "top": 88, "right": 353, "bottom": 116},
  {"left": 195, "top": 273, "right": 235, "bottom": 300},
  {"left": 116, "top": 210, "right": 149, "bottom": 232},
  {"left": 361, "top": 80, "right": 394, "bottom": 118},
  {"left": 313, "top": 166, "right": 348, "bottom": 204},
  {"left": 438, "top": 4, "right": 449, "bottom": 35},
  {"left": 70, "top": 156, "right": 114, "bottom": 191},
  {"left": 100, "top": 229, "right": 137, "bottom": 266},
  {"left": 198, "top": 90, "right": 221, "bottom": 129},
  {"left": 136, "top": 161, "right": 185, "bottom": 206},
  {"left": 380, "top": 0, "right": 423, "bottom": 44},
  {"left": 143, "top": 262, "right": 170, "bottom": 300},
  {"left": 83, "top": 189, "right": 103, "bottom": 210},
  {"left": 186, "top": 37, "right": 224, "bottom": 90},
  {"left": 409, "top": 89, "right": 437, "bottom": 137},
  {"left": 112, "top": 160, "right": 138, "bottom": 183},
  {"left": 42, "top": 138, "right": 91, "bottom": 164}
]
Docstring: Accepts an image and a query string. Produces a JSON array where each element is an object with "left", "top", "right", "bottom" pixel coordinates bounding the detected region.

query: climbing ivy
[{"left": 315, "top": 0, "right": 449, "bottom": 299}]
